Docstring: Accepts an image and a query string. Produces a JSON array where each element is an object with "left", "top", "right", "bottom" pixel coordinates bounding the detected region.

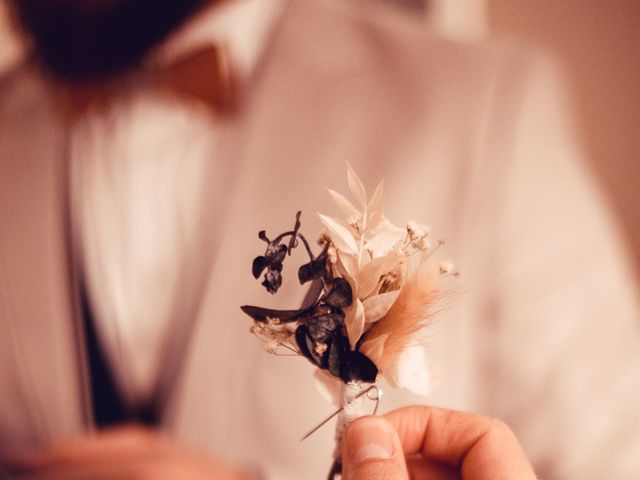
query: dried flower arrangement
[{"left": 241, "top": 165, "right": 455, "bottom": 479}]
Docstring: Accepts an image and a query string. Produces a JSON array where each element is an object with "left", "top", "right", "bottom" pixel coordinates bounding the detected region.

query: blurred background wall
[
  {"left": 487, "top": 1, "right": 640, "bottom": 279},
  {"left": 1, "top": 0, "right": 638, "bottom": 275}
]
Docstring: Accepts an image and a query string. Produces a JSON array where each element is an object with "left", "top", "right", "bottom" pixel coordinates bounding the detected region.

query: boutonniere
[{"left": 241, "top": 165, "right": 456, "bottom": 478}]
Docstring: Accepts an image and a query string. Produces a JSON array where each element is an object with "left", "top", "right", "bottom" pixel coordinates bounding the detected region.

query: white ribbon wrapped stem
[{"left": 332, "top": 381, "right": 371, "bottom": 468}]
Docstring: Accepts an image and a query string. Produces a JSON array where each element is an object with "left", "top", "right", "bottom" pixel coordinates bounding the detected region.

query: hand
[
  {"left": 2, "top": 424, "right": 251, "bottom": 480},
  {"left": 342, "top": 406, "right": 537, "bottom": 480}
]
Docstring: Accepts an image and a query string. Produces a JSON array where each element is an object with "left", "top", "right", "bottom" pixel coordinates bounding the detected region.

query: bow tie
[
  {"left": 153, "top": 44, "right": 237, "bottom": 113},
  {"left": 62, "top": 44, "right": 237, "bottom": 116}
]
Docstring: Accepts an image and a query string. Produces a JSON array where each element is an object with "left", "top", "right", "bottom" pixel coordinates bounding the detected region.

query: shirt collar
[{"left": 156, "top": 0, "right": 287, "bottom": 81}]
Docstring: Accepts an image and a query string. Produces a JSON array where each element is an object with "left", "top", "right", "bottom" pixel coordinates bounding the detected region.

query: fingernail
[{"left": 346, "top": 417, "right": 395, "bottom": 463}]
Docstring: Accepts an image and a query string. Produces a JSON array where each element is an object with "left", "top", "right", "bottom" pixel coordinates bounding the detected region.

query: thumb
[{"left": 342, "top": 416, "right": 408, "bottom": 480}]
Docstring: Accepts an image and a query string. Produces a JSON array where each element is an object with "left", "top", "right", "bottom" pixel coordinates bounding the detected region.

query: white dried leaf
[
  {"left": 368, "top": 181, "right": 384, "bottom": 212},
  {"left": 372, "top": 217, "right": 406, "bottom": 236},
  {"left": 327, "top": 188, "right": 361, "bottom": 219},
  {"left": 366, "top": 209, "right": 385, "bottom": 234},
  {"left": 358, "top": 249, "right": 373, "bottom": 271},
  {"left": 359, "top": 332, "right": 389, "bottom": 365},
  {"left": 337, "top": 251, "right": 359, "bottom": 282},
  {"left": 363, "top": 290, "right": 400, "bottom": 323},
  {"left": 318, "top": 213, "right": 358, "bottom": 254},
  {"left": 346, "top": 298, "right": 365, "bottom": 349},
  {"left": 313, "top": 368, "right": 341, "bottom": 406},
  {"left": 365, "top": 224, "right": 405, "bottom": 258},
  {"left": 347, "top": 163, "right": 367, "bottom": 208},
  {"left": 336, "top": 262, "right": 357, "bottom": 314},
  {"left": 356, "top": 254, "right": 403, "bottom": 298}
]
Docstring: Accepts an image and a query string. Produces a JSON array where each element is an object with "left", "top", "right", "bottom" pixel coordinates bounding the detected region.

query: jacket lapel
[{"left": 0, "top": 65, "right": 89, "bottom": 448}]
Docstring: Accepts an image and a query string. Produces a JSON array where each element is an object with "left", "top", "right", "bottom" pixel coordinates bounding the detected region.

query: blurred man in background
[{"left": 1, "top": 0, "right": 639, "bottom": 478}]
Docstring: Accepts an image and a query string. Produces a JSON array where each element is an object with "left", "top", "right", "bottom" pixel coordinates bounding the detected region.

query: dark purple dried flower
[{"left": 241, "top": 211, "right": 378, "bottom": 384}]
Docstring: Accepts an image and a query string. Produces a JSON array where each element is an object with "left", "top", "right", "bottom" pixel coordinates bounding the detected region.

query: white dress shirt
[{"left": 70, "top": 0, "right": 285, "bottom": 409}]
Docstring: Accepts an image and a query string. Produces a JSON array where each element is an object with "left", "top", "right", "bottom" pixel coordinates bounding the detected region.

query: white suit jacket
[{"left": 1, "top": 1, "right": 639, "bottom": 478}]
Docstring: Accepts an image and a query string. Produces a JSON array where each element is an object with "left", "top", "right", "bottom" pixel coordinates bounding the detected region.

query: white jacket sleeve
[{"left": 491, "top": 54, "right": 640, "bottom": 479}]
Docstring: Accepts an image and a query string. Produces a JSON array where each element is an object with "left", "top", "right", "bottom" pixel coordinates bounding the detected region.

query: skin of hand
[
  {"left": 1, "top": 425, "right": 251, "bottom": 480},
  {"left": 342, "top": 406, "right": 538, "bottom": 480}
]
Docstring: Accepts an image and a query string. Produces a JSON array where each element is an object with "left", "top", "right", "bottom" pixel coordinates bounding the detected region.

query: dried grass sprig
[{"left": 360, "top": 260, "right": 440, "bottom": 372}]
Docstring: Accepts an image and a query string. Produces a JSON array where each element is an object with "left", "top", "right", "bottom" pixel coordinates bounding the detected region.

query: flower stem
[{"left": 273, "top": 231, "right": 315, "bottom": 260}]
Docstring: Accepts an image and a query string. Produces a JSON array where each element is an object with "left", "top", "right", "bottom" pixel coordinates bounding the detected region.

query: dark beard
[{"left": 11, "top": 0, "right": 211, "bottom": 82}]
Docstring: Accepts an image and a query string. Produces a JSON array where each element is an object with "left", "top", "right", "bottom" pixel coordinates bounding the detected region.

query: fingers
[
  {"left": 405, "top": 456, "right": 460, "bottom": 480},
  {"left": 384, "top": 406, "right": 537, "bottom": 480},
  {"left": 342, "top": 416, "right": 408, "bottom": 480}
]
